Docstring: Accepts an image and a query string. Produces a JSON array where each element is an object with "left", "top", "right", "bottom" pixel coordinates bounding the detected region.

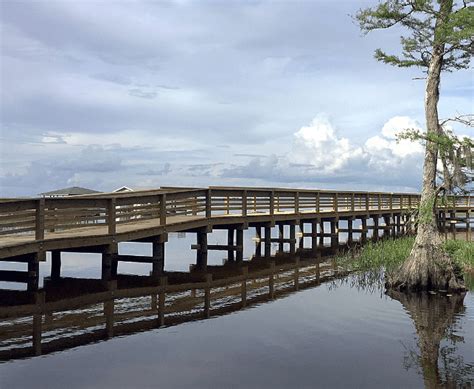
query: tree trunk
[{"left": 386, "top": 0, "right": 465, "bottom": 292}]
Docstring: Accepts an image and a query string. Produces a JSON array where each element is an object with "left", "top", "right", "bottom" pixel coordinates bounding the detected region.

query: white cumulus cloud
[
  {"left": 364, "top": 116, "right": 424, "bottom": 173},
  {"left": 290, "top": 115, "right": 363, "bottom": 173}
]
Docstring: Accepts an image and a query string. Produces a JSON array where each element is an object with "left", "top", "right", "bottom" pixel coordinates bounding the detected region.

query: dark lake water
[{"left": 0, "top": 231, "right": 473, "bottom": 388}]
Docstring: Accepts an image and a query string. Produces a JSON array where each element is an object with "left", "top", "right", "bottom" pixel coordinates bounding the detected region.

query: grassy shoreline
[{"left": 336, "top": 236, "right": 474, "bottom": 276}]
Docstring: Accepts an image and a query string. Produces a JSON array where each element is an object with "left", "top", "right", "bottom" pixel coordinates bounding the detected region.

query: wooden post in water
[
  {"left": 102, "top": 244, "right": 117, "bottom": 281},
  {"left": 348, "top": 218, "right": 353, "bottom": 245},
  {"left": 319, "top": 219, "right": 325, "bottom": 247},
  {"left": 255, "top": 226, "right": 262, "bottom": 258},
  {"left": 264, "top": 226, "right": 271, "bottom": 257},
  {"left": 330, "top": 218, "right": 338, "bottom": 248},
  {"left": 196, "top": 231, "right": 208, "bottom": 271},
  {"left": 289, "top": 224, "right": 296, "bottom": 254},
  {"left": 236, "top": 227, "right": 244, "bottom": 262},
  {"left": 450, "top": 211, "right": 456, "bottom": 240},
  {"left": 152, "top": 235, "right": 166, "bottom": 277},
  {"left": 27, "top": 253, "right": 41, "bottom": 291},
  {"left": 373, "top": 216, "right": 379, "bottom": 241},
  {"left": 311, "top": 220, "right": 318, "bottom": 250},
  {"left": 227, "top": 228, "right": 235, "bottom": 261},
  {"left": 361, "top": 216, "right": 367, "bottom": 243},
  {"left": 383, "top": 215, "right": 391, "bottom": 238},
  {"left": 278, "top": 224, "right": 284, "bottom": 252},
  {"left": 299, "top": 222, "right": 305, "bottom": 250},
  {"left": 51, "top": 250, "right": 61, "bottom": 281}
]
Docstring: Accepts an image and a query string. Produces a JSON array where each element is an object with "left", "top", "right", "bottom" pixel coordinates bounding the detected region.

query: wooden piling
[
  {"left": 228, "top": 228, "right": 235, "bottom": 261},
  {"left": 51, "top": 250, "right": 61, "bottom": 281}
]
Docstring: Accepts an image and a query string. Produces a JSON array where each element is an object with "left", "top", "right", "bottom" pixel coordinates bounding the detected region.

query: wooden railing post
[
  {"left": 351, "top": 193, "right": 355, "bottom": 212},
  {"left": 389, "top": 193, "right": 393, "bottom": 210},
  {"left": 242, "top": 190, "right": 247, "bottom": 217},
  {"left": 365, "top": 193, "right": 370, "bottom": 212},
  {"left": 107, "top": 198, "right": 116, "bottom": 235},
  {"left": 316, "top": 192, "right": 320, "bottom": 213},
  {"left": 333, "top": 193, "right": 338, "bottom": 213},
  {"left": 35, "top": 198, "right": 45, "bottom": 240},
  {"left": 160, "top": 194, "right": 167, "bottom": 225},
  {"left": 270, "top": 190, "right": 275, "bottom": 216},
  {"left": 378, "top": 193, "right": 382, "bottom": 210},
  {"left": 408, "top": 195, "right": 412, "bottom": 210},
  {"left": 206, "top": 189, "right": 212, "bottom": 219},
  {"left": 295, "top": 191, "right": 300, "bottom": 215}
]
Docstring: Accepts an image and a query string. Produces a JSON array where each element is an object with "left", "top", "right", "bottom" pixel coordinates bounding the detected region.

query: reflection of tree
[{"left": 388, "top": 290, "right": 473, "bottom": 388}]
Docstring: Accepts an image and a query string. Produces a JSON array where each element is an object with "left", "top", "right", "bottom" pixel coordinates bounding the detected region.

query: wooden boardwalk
[{"left": 0, "top": 186, "right": 471, "bottom": 289}]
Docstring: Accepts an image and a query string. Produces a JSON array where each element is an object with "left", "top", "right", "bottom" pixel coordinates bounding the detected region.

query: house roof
[
  {"left": 113, "top": 186, "right": 156, "bottom": 192},
  {"left": 40, "top": 186, "right": 101, "bottom": 196},
  {"left": 113, "top": 186, "right": 134, "bottom": 192}
]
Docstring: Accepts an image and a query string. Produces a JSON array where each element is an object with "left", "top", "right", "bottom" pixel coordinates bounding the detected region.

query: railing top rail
[
  {"left": 208, "top": 186, "right": 422, "bottom": 196},
  {"left": 1, "top": 186, "right": 471, "bottom": 206}
]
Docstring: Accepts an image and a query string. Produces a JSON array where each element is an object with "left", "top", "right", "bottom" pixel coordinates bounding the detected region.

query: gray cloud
[{"left": 1, "top": 1, "right": 471, "bottom": 196}]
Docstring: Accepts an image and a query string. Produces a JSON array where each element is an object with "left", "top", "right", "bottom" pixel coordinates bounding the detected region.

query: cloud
[
  {"left": 1, "top": 1, "right": 471, "bottom": 196},
  {"left": 289, "top": 115, "right": 364, "bottom": 173},
  {"left": 222, "top": 115, "right": 427, "bottom": 191},
  {"left": 364, "top": 116, "right": 424, "bottom": 174}
]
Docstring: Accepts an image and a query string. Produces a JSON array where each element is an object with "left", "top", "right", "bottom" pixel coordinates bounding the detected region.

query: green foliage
[
  {"left": 444, "top": 239, "right": 474, "bottom": 269},
  {"left": 336, "top": 237, "right": 415, "bottom": 273},
  {"left": 397, "top": 126, "right": 473, "bottom": 194},
  {"left": 337, "top": 236, "right": 474, "bottom": 274},
  {"left": 355, "top": 1, "right": 474, "bottom": 72}
]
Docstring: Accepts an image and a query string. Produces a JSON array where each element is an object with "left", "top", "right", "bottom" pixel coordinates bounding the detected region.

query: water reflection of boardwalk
[
  {"left": 0, "top": 254, "right": 344, "bottom": 362},
  {"left": 0, "top": 186, "right": 471, "bottom": 290}
]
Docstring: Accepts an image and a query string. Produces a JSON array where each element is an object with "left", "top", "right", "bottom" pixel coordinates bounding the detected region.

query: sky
[{"left": 0, "top": 0, "right": 472, "bottom": 197}]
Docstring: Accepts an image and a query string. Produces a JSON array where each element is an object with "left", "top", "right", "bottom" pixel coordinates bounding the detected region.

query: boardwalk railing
[{"left": 0, "top": 187, "right": 471, "bottom": 240}]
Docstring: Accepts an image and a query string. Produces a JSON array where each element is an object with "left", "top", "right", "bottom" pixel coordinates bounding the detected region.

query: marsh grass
[
  {"left": 444, "top": 239, "right": 474, "bottom": 270},
  {"left": 336, "top": 236, "right": 474, "bottom": 279}
]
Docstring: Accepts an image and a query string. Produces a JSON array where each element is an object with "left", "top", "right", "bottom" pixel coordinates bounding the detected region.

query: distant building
[
  {"left": 113, "top": 186, "right": 156, "bottom": 193},
  {"left": 40, "top": 186, "right": 101, "bottom": 198},
  {"left": 113, "top": 186, "right": 135, "bottom": 193}
]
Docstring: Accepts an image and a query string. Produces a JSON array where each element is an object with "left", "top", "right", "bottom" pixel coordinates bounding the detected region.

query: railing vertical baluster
[
  {"left": 206, "top": 189, "right": 212, "bottom": 219},
  {"left": 160, "top": 194, "right": 167, "bottom": 225},
  {"left": 107, "top": 198, "right": 116, "bottom": 235},
  {"left": 242, "top": 190, "right": 247, "bottom": 217},
  {"left": 270, "top": 191, "right": 275, "bottom": 216},
  {"left": 35, "top": 198, "right": 45, "bottom": 240}
]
